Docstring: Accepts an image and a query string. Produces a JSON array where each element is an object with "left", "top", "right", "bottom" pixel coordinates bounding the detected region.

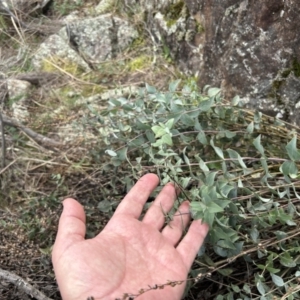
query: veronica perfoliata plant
[{"left": 87, "top": 79, "right": 300, "bottom": 299}]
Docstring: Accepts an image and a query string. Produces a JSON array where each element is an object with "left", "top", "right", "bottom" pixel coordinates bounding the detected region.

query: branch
[
  {"left": 0, "top": 110, "right": 5, "bottom": 168},
  {"left": 2, "top": 113, "right": 63, "bottom": 149},
  {"left": 0, "top": 267, "right": 53, "bottom": 300}
]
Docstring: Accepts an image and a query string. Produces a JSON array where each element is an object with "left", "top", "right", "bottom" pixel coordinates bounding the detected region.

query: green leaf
[
  {"left": 190, "top": 201, "right": 205, "bottom": 212},
  {"left": 224, "top": 130, "right": 236, "bottom": 139},
  {"left": 247, "top": 121, "right": 254, "bottom": 134},
  {"left": 286, "top": 136, "right": 300, "bottom": 161},
  {"left": 197, "top": 131, "right": 208, "bottom": 145},
  {"left": 253, "top": 135, "right": 265, "bottom": 156},
  {"left": 206, "top": 202, "right": 224, "bottom": 213},
  {"left": 105, "top": 149, "right": 117, "bottom": 157},
  {"left": 208, "top": 87, "right": 221, "bottom": 97},
  {"left": 98, "top": 199, "right": 112, "bottom": 213},
  {"left": 210, "top": 139, "right": 224, "bottom": 159},
  {"left": 231, "top": 284, "right": 240, "bottom": 293},
  {"left": 227, "top": 149, "right": 247, "bottom": 168},
  {"left": 151, "top": 125, "right": 165, "bottom": 138},
  {"left": 161, "top": 134, "right": 173, "bottom": 146},
  {"left": 217, "top": 268, "right": 233, "bottom": 276},
  {"left": 250, "top": 227, "right": 259, "bottom": 242},
  {"left": 165, "top": 118, "right": 175, "bottom": 129},
  {"left": 180, "top": 177, "right": 191, "bottom": 188},
  {"left": 180, "top": 113, "right": 195, "bottom": 126},
  {"left": 231, "top": 95, "right": 240, "bottom": 106},
  {"left": 218, "top": 182, "right": 234, "bottom": 197},
  {"left": 145, "top": 83, "right": 156, "bottom": 94},
  {"left": 199, "top": 159, "right": 210, "bottom": 172},
  {"left": 214, "top": 199, "right": 231, "bottom": 209},
  {"left": 205, "top": 171, "right": 218, "bottom": 186},
  {"left": 271, "top": 273, "right": 284, "bottom": 287},
  {"left": 204, "top": 212, "right": 215, "bottom": 227},
  {"left": 151, "top": 139, "right": 163, "bottom": 147},
  {"left": 199, "top": 97, "right": 214, "bottom": 112},
  {"left": 280, "top": 161, "right": 298, "bottom": 178},
  {"left": 117, "top": 147, "right": 128, "bottom": 161},
  {"left": 145, "top": 130, "right": 156, "bottom": 143},
  {"left": 266, "top": 266, "right": 280, "bottom": 274},
  {"left": 169, "top": 79, "right": 181, "bottom": 92},
  {"left": 256, "top": 280, "right": 265, "bottom": 296},
  {"left": 243, "top": 283, "right": 251, "bottom": 294},
  {"left": 280, "top": 253, "right": 297, "bottom": 267}
]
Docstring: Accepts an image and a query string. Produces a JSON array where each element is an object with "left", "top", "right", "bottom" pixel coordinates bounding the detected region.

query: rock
[
  {"left": 6, "top": 79, "right": 32, "bottom": 123},
  {"left": 0, "top": 0, "right": 52, "bottom": 16},
  {"left": 32, "top": 34, "right": 91, "bottom": 72},
  {"left": 182, "top": 0, "right": 300, "bottom": 124},
  {"left": 139, "top": 0, "right": 202, "bottom": 77},
  {"left": 32, "top": 14, "right": 138, "bottom": 72},
  {"left": 0, "top": 78, "right": 8, "bottom": 106},
  {"left": 95, "top": 0, "right": 116, "bottom": 14},
  {"left": 59, "top": 14, "right": 138, "bottom": 64}
]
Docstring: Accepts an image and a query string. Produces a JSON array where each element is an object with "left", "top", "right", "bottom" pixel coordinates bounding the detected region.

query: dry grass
[{"left": 0, "top": 1, "right": 187, "bottom": 299}]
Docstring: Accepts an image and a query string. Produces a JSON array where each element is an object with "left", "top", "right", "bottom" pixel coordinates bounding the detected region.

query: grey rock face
[
  {"left": 62, "top": 14, "right": 138, "bottom": 63},
  {"left": 32, "top": 34, "right": 91, "bottom": 71},
  {"left": 7, "top": 79, "right": 32, "bottom": 123},
  {"left": 182, "top": 0, "right": 300, "bottom": 124},
  {"left": 32, "top": 14, "right": 138, "bottom": 70},
  {"left": 140, "top": 0, "right": 201, "bottom": 76}
]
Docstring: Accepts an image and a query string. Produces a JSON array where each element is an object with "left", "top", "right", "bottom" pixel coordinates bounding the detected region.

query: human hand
[{"left": 52, "top": 173, "right": 209, "bottom": 300}]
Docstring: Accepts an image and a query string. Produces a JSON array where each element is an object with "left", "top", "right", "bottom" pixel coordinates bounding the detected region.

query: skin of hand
[{"left": 52, "top": 173, "right": 209, "bottom": 300}]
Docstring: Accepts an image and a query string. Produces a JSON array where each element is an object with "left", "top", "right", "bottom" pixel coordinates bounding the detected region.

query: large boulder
[
  {"left": 32, "top": 14, "right": 138, "bottom": 71},
  {"left": 185, "top": 0, "right": 300, "bottom": 124},
  {"left": 142, "top": 0, "right": 300, "bottom": 124}
]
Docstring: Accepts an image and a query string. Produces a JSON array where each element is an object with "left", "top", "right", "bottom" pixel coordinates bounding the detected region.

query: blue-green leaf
[
  {"left": 169, "top": 79, "right": 181, "bottom": 92},
  {"left": 231, "top": 95, "right": 240, "bottom": 106},
  {"left": 247, "top": 121, "right": 254, "bottom": 134},
  {"left": 199, "top": 159, "right": 210, "bottom": 172},
  {"left": 197, "top": 131, "right": 208, "bottom": 145},
  {"left": 253, "top": 135, "right": 265, "bottom": 156},
  {"left": 105, "top": 149, "right": 117, "bottom": 157},
  {"left": 208, "top": 87, "right": 221, "bottom": 97},
  {"left": 151, "top": 125, "right": 165, "bottom": 138},
  {"left": 271, "top": 273, "right": 284, "bottom": 287},
  {"left": 227, "top": 149, "right": 247, "bottom": 168},
  {"left": 206, "top": 202, "right": 224, "bottom": 213},
  {"left": 286, "top": 136, "right": 300, "bottom": 161},
  {"left": 280, "top": 161, "right": 298, "bottom": 178},
  {"left": 256, "top": 280, "right": 265, "bottom": 295},
  {"left": 145, "top": 83, "right": 156, "bottom": 94},
  {"left": 161, "top": 134, "right": 173, "bottom": 146},
  {"left": 199, "top": 97, "right": 214, "bottom": 112},
  {"left": 165, "top": 118, "right": 175, "bottom": 129},
  {"left": 211, "top": 139, "right": 224, "bottom": 159}
]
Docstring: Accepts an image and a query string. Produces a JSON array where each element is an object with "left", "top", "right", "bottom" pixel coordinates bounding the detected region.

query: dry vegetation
[
  {"left": 0, "top": 1, "right": 185, "bottom": 299},
  {"left": 2, "top": 2, "right": 300, "bottom": 300}
]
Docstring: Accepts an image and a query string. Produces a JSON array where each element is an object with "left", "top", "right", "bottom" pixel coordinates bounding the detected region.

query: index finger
[{"left": 114, "top": 173, "right": 159, "bottom": 218}]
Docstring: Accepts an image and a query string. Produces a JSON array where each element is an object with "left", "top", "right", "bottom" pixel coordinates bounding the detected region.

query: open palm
[{"left": 52, "top": 174, "right": 209, "bottom": 300}]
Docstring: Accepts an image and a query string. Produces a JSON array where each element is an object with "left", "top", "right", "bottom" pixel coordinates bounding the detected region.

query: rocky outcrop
[
  {"left": 32, "top": 14, "right": 138, "bottom": 71},
  {"left": 140, "top": 0, "right": 300, "bottom": 124},
  {"left": 184, "top": 0, "right": 300, "bottom": 124}
]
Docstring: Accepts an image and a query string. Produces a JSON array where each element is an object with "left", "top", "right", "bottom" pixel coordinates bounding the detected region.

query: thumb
[{"left": 52, "top": 198, "right": 86, "bottom": 261}]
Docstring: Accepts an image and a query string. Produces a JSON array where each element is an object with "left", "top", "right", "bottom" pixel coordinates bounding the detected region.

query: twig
[
  {"left": 0, "top": 158, "right": 17, "bottom": 175},
  {"left": 0, "top": 267, "right": 53, "bottom": 300},
  {"left": 0, "top": 110, "right": 5, "bottom": 168},
  {"left": 2, "top": 113, "right": 63, "bottom": 149}
]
